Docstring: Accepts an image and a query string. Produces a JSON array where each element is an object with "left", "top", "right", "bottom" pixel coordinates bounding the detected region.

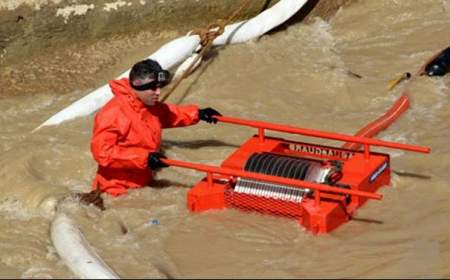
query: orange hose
[
  {"left": 342, "top": 47, "right": 447, "bottom": 150},
  {"left": 342, "top": 93, "right": 410, "bottom": 150}
]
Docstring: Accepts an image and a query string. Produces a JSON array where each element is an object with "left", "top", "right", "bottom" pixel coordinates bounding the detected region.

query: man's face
[{"left": 133, "top": 78, "right": 160, "bottom": 106}]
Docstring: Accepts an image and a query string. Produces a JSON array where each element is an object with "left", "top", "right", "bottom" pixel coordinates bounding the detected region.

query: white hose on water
[
  {"left": 46, "top": 0, "right": 309, "bottom": 278},
  {"left": 51, "top": 213, "right": 120, "bottom": 279},
  {"left": 33, "top": 0, "right": 307, "bottom": 131}
]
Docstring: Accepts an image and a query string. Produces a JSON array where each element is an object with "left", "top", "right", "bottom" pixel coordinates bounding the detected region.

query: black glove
[
  {"left": 198, "top": 107, "right": 222, "bottom": 124},
  {"left": 147, "top": 152, "right": 169, "bottom": 170}
]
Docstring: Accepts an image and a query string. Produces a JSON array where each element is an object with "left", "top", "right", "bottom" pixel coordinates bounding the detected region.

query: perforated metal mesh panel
[{"left": 227, "top": 152, "right": 338, "bottom": 218}]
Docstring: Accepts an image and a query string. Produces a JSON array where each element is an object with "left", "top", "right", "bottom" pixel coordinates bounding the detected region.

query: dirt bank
[
  {"left": 0, "top": 0, "right": 353, "bottom": 65},
  {"left": 0, "top": 0, "right": 353, "bottom": 96}
]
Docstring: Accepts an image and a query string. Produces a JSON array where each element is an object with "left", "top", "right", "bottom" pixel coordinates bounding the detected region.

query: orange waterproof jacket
[{"left": 91, "top": 78, "right": 199, "bottom": 196}]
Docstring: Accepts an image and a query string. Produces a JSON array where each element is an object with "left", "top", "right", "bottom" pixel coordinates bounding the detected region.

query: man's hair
[{"left": 129, "top": 59, "right": 163, "bottom": 85}]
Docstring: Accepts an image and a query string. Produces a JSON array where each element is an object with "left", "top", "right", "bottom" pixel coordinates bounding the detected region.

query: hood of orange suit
[{"left": 109, "top": 78, "right": 146, "bottom": 110}]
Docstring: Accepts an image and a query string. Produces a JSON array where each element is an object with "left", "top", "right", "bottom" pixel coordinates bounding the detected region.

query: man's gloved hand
[
  {"left": 147, "top": 152, "right": 169, "bottom": 170},
  {"left": 198, "top": 107, "right": 222, "bottom": 124}
]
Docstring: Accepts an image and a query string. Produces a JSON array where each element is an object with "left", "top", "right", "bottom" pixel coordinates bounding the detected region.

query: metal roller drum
[{"left": 234, "top": 152, "right": 341, "bottom": 202}]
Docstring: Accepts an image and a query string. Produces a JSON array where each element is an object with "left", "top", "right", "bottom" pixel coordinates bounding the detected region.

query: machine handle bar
[{"left": 214, "top": 115, "right": 430, "bottom": 154}]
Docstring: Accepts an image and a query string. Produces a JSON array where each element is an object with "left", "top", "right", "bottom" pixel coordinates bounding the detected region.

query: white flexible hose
[
  {"left": 173, "top": 52, "right": 203, "bottom": 81},
  {"left": 213, "top": 0, "right": 307, "bottom": 45},
  {"left": 33, "top": 0, "right": 308, "bottom": 131},
  {"left": 51, "top": 213, "right": 120, "bottom": 279}
]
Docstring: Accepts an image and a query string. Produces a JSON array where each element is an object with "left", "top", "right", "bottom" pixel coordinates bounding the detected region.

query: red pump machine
[{"left": 163, "top": 116, "right": 430, "bottom": 234}]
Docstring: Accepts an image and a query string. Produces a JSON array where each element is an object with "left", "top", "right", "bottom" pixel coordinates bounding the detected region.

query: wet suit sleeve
[
  {"left": 156, "top": 103, "right": 200, "bottom": 129},
  {"left": 91, "top": 108, "right": 149, "bottom": 170}
]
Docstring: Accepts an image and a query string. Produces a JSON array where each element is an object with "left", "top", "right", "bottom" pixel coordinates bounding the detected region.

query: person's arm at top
[
  {"left": 157, "top": 103, "right": 222, "bottom": 128},
  {"left": 157, "top": 103, "right": 200, "bottom": 128}
]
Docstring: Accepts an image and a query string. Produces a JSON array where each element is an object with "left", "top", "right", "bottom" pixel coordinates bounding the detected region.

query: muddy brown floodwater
[{"left": 0, "top": 0, "right": 449, "bottom": 278}]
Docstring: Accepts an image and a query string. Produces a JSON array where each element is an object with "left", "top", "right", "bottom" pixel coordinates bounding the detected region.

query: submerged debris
[
  {"left": 74, "top": 188, "right": 105, "bottom": 211},
  {"left": 346, "top": 70, "right": 363, "bottom": 79}
]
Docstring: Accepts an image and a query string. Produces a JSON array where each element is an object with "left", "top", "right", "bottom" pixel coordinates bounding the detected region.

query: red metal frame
[
  {"left": 215, "top": 115, "right": 429, "bottom": 156},
  {"left": 162, "top": 115, "right": 430, "bottom": 234}
]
